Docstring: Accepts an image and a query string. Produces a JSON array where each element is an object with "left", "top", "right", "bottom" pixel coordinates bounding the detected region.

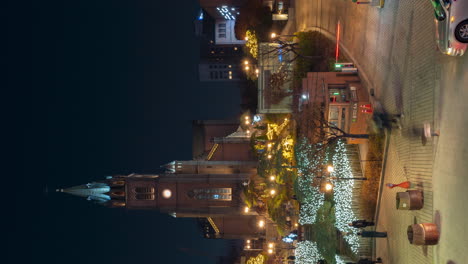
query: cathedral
[{"left": 58, "top": 120, "right": 271, "bottom": 241}]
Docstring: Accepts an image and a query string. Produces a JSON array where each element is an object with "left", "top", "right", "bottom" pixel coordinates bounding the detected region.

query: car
[{"left": 430, "top": 0, "right": 468, "bottom": 56}]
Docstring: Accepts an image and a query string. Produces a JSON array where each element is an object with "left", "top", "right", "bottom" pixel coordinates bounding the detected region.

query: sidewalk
[{"left": 293, "top": 0, "right": 441, "bottom": 263}]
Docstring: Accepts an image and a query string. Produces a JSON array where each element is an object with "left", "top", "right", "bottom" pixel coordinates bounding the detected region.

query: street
[{"left": 293, "top": 0, "right": 468, "bottom": 263}]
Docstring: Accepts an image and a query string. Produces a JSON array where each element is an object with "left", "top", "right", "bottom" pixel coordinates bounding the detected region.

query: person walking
[
  {"left": 348, "top": 219, "right": 375, "bottom": 228},
  {"left": 346, "top": 257, "right": 383, "bottom": 264},
  {"left": 357, "top": 231, "right": 387, "bottom": 238}
]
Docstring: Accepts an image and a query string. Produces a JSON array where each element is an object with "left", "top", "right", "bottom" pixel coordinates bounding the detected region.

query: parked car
[{"left": 430, "top": 0, "right": 468, "bottom": 56}]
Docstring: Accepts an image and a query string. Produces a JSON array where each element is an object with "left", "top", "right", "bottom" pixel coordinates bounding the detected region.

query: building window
[
  {"left": 219, "top": 23, "right": 226, "bottom": 28},
  {"left": 328, "top": 106, "right": 348, "bottom": 131},
  {"left": 189, "top": 188, "right": 232, "bottom": 201},
  {"left": 218, "top": 34, "right": 226, "bottom": 38},
  {"left": 134, "top": 187, "right": 154, "bottom": 193},
  {"left": 134, "top": 186, "right": 155, "bottom": 200},
  {"left": 135, "top": 193, "right": 155, "bottom": 200},
  {"left": 218, "top": 28, "right": 226, "bottom": 33}
]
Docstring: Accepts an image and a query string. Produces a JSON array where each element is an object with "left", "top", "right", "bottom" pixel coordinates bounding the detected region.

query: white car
[{"left": 431, "top": 0, "right": 468, "bottom": 56}]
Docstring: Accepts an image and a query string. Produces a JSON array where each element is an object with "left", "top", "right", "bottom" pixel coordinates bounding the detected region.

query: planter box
[
  {"left": 396, "top": 190, "right": 424, "bottom": 210},
  {"left": 407, "top": 223, "right": 439, "bottom": 245}
]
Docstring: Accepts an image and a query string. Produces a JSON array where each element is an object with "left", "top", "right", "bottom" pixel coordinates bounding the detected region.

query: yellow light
[
  {"left": 267, "top": 249, "right": 273, "bottom": 254},
  {"left": 284, "top": 118, "right": 288, "bottom": 121},
  {"left": 246, "top": 130, "right": 250, "bottom": 134},
  {"left": 268, "top": 243, "right": 274, "bottom": 248},
  {"left": 269, "top": 175, "right": 275, "bottom": 181},
  {"left": 245, "top": 36, "right": 249, "bottom": 41},
  {"left": 267, "top": 143, "right": 272, "bottom": 148},
  {"left": 246, "top": 240, "right": 251, "bottom": 243},
  {"left": 325, "top": 183, "right": 333, "bottom": 191},
  {"left": 245, "top": 120, "right": 250, "bottom": 125},
  {"left": 162, "top": 189, "right": 172, "bottom": 199},
  {"left": 451, "top": 16, "right": 455, "bottom": 23},
  {"left": 244, "top": 60, "right": 249, "bottom": 65},
  {"left": 247, "top": 245, "right": 251, "bottom": 249},
  {"left": 255, "top": 69, "right": 259, "bottom": 73},
  {"left": 258, "top": 220, "right": 265, "bottom": 228},
  {"left": 245, "top": 66, "right": 250, "bottom": 70},
  {"left": 327, "top": 165, "right": 334, "bottom": 173},
  {"left": 267, "top": 154, "right": 272, "bottom": 159},
  {"left": 295, "top": 223, "right": 298, "bottom": 227},
  {"left": 270, "top": 189, "right": 276, "bottom": 195},
  {"left": 245, "top": 116, "right": 249, "bottom": 120},
  {"left": 244, "top": 206, "right": 250, "bottom": 213},
  {"left": 271, "top": 32, "right": 277, "bottom": 39}
]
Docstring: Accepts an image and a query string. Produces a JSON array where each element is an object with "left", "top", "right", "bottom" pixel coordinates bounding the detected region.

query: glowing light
[
  {"left": 327, "top": 165, "right": 334, "bottom": 173},
  {"left": 267, "top": 154, "right": 272, "bottom": 159},
  {"left": 245, "top": 121, "right": 250, "bottom": 125},
  {"left": 269, "top": 175, "right": 275, "bottom": 181},
  {"left": 244, "top": 60, "right": 249, "bottom": 65},
  {"left": 244, "top": 207, "right": 250, "bottom": 213},
  {"left": 247, "top": 240, "right": 251, "bottom": 243},
  {"left": 245, "top": 116, "right": 249, "bottom": 120},
  {"left": 271, "top": 32, "right": 277, "bottom": 38},
  {"left": 325, "top": 183, "right": 333, "bottom": 191},
  {"left": 267, "top": 143, "right": 272, "bottom": 148},
  {"left": 270, "top": 189, "right": 276, "bottom": 195},
  {"left": 245, "top": 66, "right": 250, "bottom": 70},
  {"left": 268, "top": 243, "right": 274, "bottom": 248},
  {"left": 246, "top": 245, "right": 251, "bottom": 249},
  {"left": 295, "top": 223, "right": 299, "bottom": 227},
  {"left": 258, "top": 220, "right": 265, "bottom": 228},
  {"left": 336, "top": 21, "right": 341, "bottom": 62},
  {"left": 255, "top": 68, "right": 259, "bottom": 74},
  {"left": 246, "top": 130, "right": 250, "bottom": 134},
  {"left": 162, "top": 189, "right": 172, "bottom": 199},
  {"left": 267, "top": 249, "right": 273, "bottom": 254}
]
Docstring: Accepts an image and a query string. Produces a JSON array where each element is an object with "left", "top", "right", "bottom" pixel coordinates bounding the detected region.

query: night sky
[{"left": 7, "top": 1, "right": 241, "bottom": 263}]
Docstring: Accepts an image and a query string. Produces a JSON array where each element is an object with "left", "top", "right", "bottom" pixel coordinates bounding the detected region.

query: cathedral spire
[{"left": 56, "top": 182, "right": 111, "bottom": 203}]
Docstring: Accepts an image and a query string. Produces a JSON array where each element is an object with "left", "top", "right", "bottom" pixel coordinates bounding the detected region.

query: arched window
[{"left": 134, "top": 186, "right": 155, "bottom": 200}]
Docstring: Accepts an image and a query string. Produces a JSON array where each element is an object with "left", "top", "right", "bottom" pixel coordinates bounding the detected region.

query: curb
[{"left": 371, "top": 128, "right": 391, "bottom": 259}]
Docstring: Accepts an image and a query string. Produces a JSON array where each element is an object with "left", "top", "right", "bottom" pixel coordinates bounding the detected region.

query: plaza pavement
[{"left": 292, "top": 0, "right": 468, "bottom": 263}]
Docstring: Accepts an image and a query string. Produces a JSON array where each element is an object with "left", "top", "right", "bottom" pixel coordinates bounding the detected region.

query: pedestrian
[
  {"left": 346, "top": 257, "right": 383, "bottom": 264},
  {"left": 357, "top": 231, "right": 387, "bottom": 238},
  {"left": 348, "top": 219, "right": 375, "bottom": 228}
]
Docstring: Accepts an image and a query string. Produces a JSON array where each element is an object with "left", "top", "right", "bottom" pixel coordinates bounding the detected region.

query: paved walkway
[{"left": 291, "top": 0, "right": 468, "bottom": 263}]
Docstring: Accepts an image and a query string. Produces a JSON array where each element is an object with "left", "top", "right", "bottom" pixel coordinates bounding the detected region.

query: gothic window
[
  {"left": 134, "top": 186, "right": 155, "bottom": 200},
  {"left": 134, "top": 187, "right": 154, "bottom": 193},
  {"left": 135, "top": 193, "right": 155, "bottom": 200},
  {"left": 188, "top": 188, "right": 232, "bottom": 201}
]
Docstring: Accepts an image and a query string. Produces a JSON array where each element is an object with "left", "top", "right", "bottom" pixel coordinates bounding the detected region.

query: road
[{"left": 293, "top": 0, "right": 468, "bottom": 263}]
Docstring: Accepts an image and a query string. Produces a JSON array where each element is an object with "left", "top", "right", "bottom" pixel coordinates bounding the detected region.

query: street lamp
[
  {"left": 270, "top": 189, "right": 276, "bottom": 196},
  {"left": 258, "top": 220, "right": 265, "bottom": 228},
  {"left": 269, "top": 175, "right": 275, "bottom": 182},
  {"left": 325, "top": 182, "right": 333, "bottom": 191},
  {"left": 327, "top": 165, "right": 334, "bottom": 173},
  {"left": 270, "top": 32, "right": 277, "bottom": 39}
]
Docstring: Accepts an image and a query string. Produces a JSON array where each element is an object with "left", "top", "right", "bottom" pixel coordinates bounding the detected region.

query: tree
[
  {"left": 296, "top": 104, "right": 368, "bottom": 147},
  {"left": 234, "top": 0, "right": 272, "bottom": 41}
]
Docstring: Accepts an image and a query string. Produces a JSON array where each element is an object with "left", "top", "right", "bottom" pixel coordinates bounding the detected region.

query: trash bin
[
  {"left": 396, "top": 190, "right": 423, "bottom": 210},
  {"left": 407, "top": 223, "right": 439, "bottom": 245}
]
